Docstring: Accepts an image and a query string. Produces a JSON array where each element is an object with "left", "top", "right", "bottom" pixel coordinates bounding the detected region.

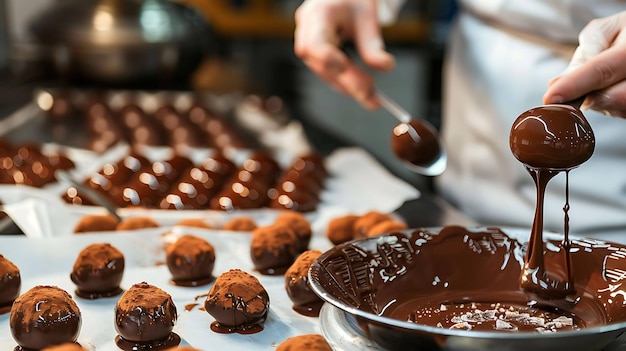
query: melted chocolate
[
  {"left": 391, "top": 120, "right": 441, "bottom": 168},
  {"left": 312, "top": 226, "right": 626, "bottom": 333},
  {"left": 70, "top": 243, "right": 125, "bottom": 299},
  {"left": 510, "top": 105, "right": 595, "bottom": 299}
]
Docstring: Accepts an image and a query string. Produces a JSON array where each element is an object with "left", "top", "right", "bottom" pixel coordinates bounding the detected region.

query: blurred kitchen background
[{"left": 0, "top": 0, "right": 457, "bottom": 190}]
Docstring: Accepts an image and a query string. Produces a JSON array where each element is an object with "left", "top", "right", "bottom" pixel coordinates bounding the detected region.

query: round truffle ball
[
  {"left": 250, "top": 225, "right": 299, "bottom": 275},
  {"left": 325, "top": 214, "right": 359, "bottom": 245},
  {"left": 42, "top": 342, "right": 87, "bottom": 351},
  {"left": 114, "top": 282, "right": 180, "bottom": 349},
  {"left": 277, "top": 334, "right": 332, "bottom": 351},
  {"left": 70, "top": 243, "right": 125, "bottom": 299},
  {"left": 166, "top": 235, "right": 216, "bottom": 287},
  {"left": 204, "top": 269, "right": 269, "bottom": 334},
  {"left": 353, "top": 211, "right": 393, "bottom": 238},
  {"left": 366, "top": 220, "right": 408, "bottom": 237},
  {"left": 116, "top": 216, "right": 159, "bottom": 231},
  {"left": 275, "top": 211, "right": 312, "bottom": 252},
  {"left": 0, "top": 254, "right": 20, "bottom": 314},
  {"left": 223, "top": 216, "right": 257, "bottom": 231},
  {"left": 73, "top": 214, "right": 119, "bottom": 233},
  {"left": 285, "top": 250, "right": 323, "bottom": 316},
  {"left": 175, "top": 218, "right": 214, "bottom": 230},
  {"left": 10, "top": 285, "right": 81, "bottom": 350}
]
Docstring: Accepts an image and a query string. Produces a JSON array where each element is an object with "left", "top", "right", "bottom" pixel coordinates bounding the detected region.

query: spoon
[
  {"left": 56, "top": 170, "right": 122, "bottom": 221},
  {"left": 377, "top": 90, "right": 447, "bottom": 176}
]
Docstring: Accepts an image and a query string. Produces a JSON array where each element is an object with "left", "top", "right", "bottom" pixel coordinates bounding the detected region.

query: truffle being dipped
[{"left": 510, "top": 100, "right": 595, "bottom": 299}]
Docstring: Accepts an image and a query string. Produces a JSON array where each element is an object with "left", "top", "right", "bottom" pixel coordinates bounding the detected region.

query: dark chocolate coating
[
  {"left": 211, "top": 180, "right": 270, "bottom": 211},
  {"left": 241, "top": 152, "right": 281, "bottom": 185},
  {"left": 70, "top": 243, "right": 125, "bottom": 299},
  {"left": 200, "top": 153, "right": 236, "bottom": 182},
  {"left": 391, "top": 120, "right": 441, "bottom": 168},
  {"left": 10, "top": 286, "right": 81, "bottom": 350},
  {"left": 166, "top": 235, "right": 215, "bottom": 286},
  {"left": 0, "top": 254, "right": 20, "bottom": 313},
  {"left": 268, "top": 188, "right": 320, "bottom": 212},
  {"left": 510, "top": 105, "right": 595, "bottom": 170},
  {"left": 114, "top": 282, "right": 177, "bottom": 343},
  {"left": 204, "top": 269, "right": 269, "bottom": 334}
]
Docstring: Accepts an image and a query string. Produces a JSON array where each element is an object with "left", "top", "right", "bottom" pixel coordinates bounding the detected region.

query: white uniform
[{"left": 436, "top": 1, "right": 626, "bottom": 241}]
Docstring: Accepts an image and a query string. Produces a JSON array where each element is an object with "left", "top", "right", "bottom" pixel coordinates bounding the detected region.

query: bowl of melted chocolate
[{"left": 309, "top": 225, "right": 626, "bottom": 351}]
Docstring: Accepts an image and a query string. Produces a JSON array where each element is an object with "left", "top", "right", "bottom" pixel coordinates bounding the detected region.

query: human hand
[
  {"left": 294, "top": 0, "right": 396, "bottom": 109},
  {"left": 543, "top": 12, "right": 626, "bottom": 118}
]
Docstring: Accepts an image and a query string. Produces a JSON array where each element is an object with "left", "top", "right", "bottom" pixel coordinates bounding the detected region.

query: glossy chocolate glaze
[
  {"left": 312, "top": 226, "right": 626, "bottom": 333},
  {"left": 0, "top": 254, "right": 20, "bottom": 315},
  {"left": 510, "top": 105, "right": 595, "bottom": 170},
  {"left": 285, "top": 250, "right": 323, "bottom": 317},
  {"left": 10, "top": 286, "right": 81, "bottom": 350},
  {"left": 114, "top": 282, "right": 179, "bottom": 349},
  {"left": 391, "top": 120, "right": 441, "bottom": 168},
  {"left": 204, "top": 269, "right": 270, "bottom": 334},
  {"left": 511, "top": 105, "right": 595, "bottom": 299},
  {"left": 166, "top": 235, "right": 215, "bottom": 287},
  {"left": 70, "top": 243, "right": 125, "bottom": 299}
]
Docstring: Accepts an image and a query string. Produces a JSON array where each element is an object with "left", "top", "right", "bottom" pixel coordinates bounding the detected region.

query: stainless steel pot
[{"left": 25, "top": 0, "right": 213, "bottom": 86}]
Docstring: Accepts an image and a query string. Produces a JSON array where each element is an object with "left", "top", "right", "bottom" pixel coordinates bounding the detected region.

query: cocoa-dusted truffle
[
  {"left": 204, "top": 269, "right": 269, "bottom": 334},
  {"left": 0, "top": 254, "right": 20, "bottom": 315},
  {"left": 325, "top": 214, "right": 359, "bottom": 245},
  {"left": 70, "top": 243, "right": 125, "bottom": 299},
  {"left": 353, "top": 211, "right": 393, "bottom": 238},
  {"left": 116, "top": 216, "right": 159, "bottom": 231},
  {"left": 275, "top": 211, "right": 312, "bottom": 252},
  {"left": 366, "top": 220, "right": 408, "bottom": 236},
  {"left": 163, "top": 347, "right": 202, "bottom": 351},
  {"left": 175, "top": 218, "right": 213, "bottom": 229},
  {"left": 166, "top": 235, "right": 216, "bottom": 287},
  {"left": 42, "top": 343, "right": 87, "bottom": 351},
  {"left": 285, "top": 250, "right": 323, "bottom": 316},
  {"left": 114, "top": 282, "right": 180, "bottom": 350},
  {"left": 223, "top": 216, "right": 257, "bottom": 231},
  {"left": 10, "top": 286, "right": 81, "bottom": 350},
  {"left": 277, "top": 334, "right": 332, "bottom": 351},
  {"left": 250, "top": 224, "right": 299, "bottom": 275},
  {"left": 73, "top": 214, "right": 119, "bottom": 233}
]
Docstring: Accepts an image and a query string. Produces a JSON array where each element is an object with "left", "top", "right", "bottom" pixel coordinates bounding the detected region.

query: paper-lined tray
[
  {"left": 1, "top": 147, "right": 419, "bottom": 237},
  {"left": 0, "top": 226, "right": 334, "bottom": 350}
]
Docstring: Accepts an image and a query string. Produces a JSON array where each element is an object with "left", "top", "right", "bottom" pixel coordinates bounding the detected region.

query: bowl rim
[{"left": 308, "top": 226, "right": 626, "bottom": 340}]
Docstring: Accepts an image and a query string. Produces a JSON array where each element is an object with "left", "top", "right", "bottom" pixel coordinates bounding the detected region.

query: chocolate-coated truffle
[
  {"left": 73, "top": 214, "right": 119, "bottom": 233},
  {"left": 114, "top": 282, "right": 180, "bottom": 350},
  {"left": 366, "top": 220, "right": 408, "bottom": 236},
  {"left": 277, "top": 334, "right": 332, "bottom": 351},
  {"left": 175, "top": 218, "right": 214, "bottom": 229},
  {"left": 166, "top": 235, "right": 215, "bottom": 287},
  {"left": 275, "top": 211, "right": 312, "bottom": 252},
  {"left": 250, "top": 224, "right": 299, "bottom": 275},
  {"left": 325, "top": 214, "right": 359, "bottom": 245},
  {"left": 204, "top": 269, "right": 269, "bottom": 334},
  {"left": 0, "top": 254, "right": 20, "bottom": 314},
  {"left": 116, "top": 216, "right": 159, "bottom": 231},
  {"left": 353, "top": 211, "right": 393, "bottom": 238},
  {"left": 70, "top": 243, "right": 125, "bottom": 299},
  {"left": 42, "top": 342, "right": 87, "bottom": 351},
  {"left": 10, "top": 285, "right": 81, "bottom": 350},
  {"left": 285, "top": 250, "right": 323, "bottom": 316},
  {"left": 223, "top": 216, "right": 257, "bottom": 231}
]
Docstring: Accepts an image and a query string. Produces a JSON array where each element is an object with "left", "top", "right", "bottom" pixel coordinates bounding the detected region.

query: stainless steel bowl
[
  {"left": 309, "top": 226, "right": 626, "bottom": 351},
  {"left": 24, "top": 0, "right": 213, "bottom": 86}
]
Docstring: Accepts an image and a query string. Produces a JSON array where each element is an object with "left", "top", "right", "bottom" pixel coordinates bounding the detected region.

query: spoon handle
[
  {"left": 56, "top": 170, "right": 122, "bottom": 221},
  {"left": 376, "top": 90, "right": 412, "bottom": 124},
  {"left": 565, "top": 95, "right": 586, "bottom": 110}
]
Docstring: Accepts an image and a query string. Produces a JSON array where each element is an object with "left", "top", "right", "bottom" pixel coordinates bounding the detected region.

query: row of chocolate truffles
[
  {"left": 0, "top": 140, "right": 75, "bottom": 187},
  {"left": 63, "top": 151, "right": 328, "bottom": 212}
]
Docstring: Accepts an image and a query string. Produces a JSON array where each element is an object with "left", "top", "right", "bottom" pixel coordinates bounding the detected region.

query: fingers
[
  {"left": 583, "top": 80, "right": 626, "bottom": 118},
  {"left": 294, "top": 0, "right": 389, "bottom": 109}
]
